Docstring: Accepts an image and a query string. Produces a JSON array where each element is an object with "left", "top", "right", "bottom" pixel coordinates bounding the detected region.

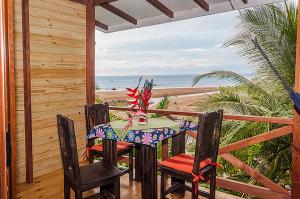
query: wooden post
[
  {"left": 292, "top": 1, "right": 300, "bottom": 198},
  {"left": 0, "top": 0, "right": 15, "bottom": 197},
  {"left": 86, "top": 0, "right": 95, "bottom": 105},
  {"left": 8, "top": 0, "right": 16, "bottom": 196},
  {"left": 22, "top": 0, "right": 33, "bottom": 183},
  {"left": 0, "top": 0, "right": 9, "bottom": 197}
]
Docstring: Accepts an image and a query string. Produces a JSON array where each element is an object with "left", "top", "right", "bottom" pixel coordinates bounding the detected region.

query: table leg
[
  {"left": 141, "top": 145, "right": 157, "bottom": 199},
  {"left": 134, "top": 144, "right": 142, "bottom": 182}
]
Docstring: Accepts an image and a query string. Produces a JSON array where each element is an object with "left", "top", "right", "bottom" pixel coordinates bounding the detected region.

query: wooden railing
[{"left": 110, "top": 106, "right": 292, "bottom": 199}]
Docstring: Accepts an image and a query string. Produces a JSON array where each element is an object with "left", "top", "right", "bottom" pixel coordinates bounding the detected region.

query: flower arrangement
[{"left": 126, "top": 77, "right": 154, "bottom": 125}]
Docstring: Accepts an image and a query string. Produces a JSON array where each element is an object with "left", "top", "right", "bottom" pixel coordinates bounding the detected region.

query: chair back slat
[
  {"left": 192, "top": 110, "right": 223, "bottom": 175},
  {"left": 57, "top": 115, "right": 81, "bottom": 185},
  {"left": 85, "top": 103, "right": 110, "bottom": 134}
]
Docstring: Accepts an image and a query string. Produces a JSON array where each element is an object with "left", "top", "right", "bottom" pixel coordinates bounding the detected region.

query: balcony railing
[{"left": 110, "top": 106, "right": 292, "bottom": 199}]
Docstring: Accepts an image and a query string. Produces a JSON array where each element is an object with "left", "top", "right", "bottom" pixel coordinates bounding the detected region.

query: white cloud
[{"left": 95, "top": 11, "right": 251, "bottom": 76}]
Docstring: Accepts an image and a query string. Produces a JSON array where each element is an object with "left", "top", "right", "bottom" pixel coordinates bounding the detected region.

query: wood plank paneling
[{"left": 14, "top": 0, "right": 86, "bottom": 184}]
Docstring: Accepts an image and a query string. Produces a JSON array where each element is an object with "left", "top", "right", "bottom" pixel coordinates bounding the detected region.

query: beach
[{"left": 96, "top": 87, "right": 218, "bottom": 112}]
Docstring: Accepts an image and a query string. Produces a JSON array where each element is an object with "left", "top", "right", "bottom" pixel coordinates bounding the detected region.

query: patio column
[
  {"left": 86, "top": 0, "right": 95, "bottom": 105},
  {"left": 292, "top": 0, "right": 300, "bottom": 198}
]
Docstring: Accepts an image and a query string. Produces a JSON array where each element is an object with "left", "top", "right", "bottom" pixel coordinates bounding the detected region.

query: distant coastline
[
  {"left": 95, "top": 73, "right": 253, "bottom": 112},
  {"left": 96, "top": 87, "right": 219, "bottom": 112},
  {"left": 95, "top": 74, "right": 253, "bottom": 91}
]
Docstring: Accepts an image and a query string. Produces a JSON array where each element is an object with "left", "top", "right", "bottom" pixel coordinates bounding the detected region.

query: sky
[{"left": 95, "top": 11, "right": 252, "bottom": 76}]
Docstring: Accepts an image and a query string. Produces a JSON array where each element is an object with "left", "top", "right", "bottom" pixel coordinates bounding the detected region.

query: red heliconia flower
[
  {"left": 127, "top": 93, "right": 135, "bottom": 98},
  {"left": 126, "top": 77, "right": 153, "bottom": 115},
  {"left": 126, "top": 88, "right": 137, "bottom": 92},
  {"left": 143, "top": 88, "right": 151, "bottom": 96}
]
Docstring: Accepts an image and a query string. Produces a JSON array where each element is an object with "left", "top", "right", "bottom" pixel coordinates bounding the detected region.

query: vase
[
  {"left": 139, "top": 117, "right": 147, "bottom": 125},
  {"left": 138, "top": 108, "right": 148, "bottom": 125}
]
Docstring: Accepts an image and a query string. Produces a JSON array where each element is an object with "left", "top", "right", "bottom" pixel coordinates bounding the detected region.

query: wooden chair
[
  {"left": 159, "top": 110, "right": 223, "bottom": 199},
  {"left": 85, "top": 103, "right": 134, "bottom": 182},
  {"left": 57, "top": 114, "right": 123, "bottom": 199}
]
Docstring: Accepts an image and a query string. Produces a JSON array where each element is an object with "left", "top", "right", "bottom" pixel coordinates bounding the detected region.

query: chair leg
[
  {"left": 88, "top": 151, "right": 93, "bottom": 164},
  {"left": 114, "top": 177, "right": 121, "bottom": 199},
  {"left": 129, "top": 149, "right": 134, "bottom": 182},
  {"left": 63, "top": 178, "right": 70, "bottom": 199},
  {"left": 209, "top": 168, "right": 216, "bottom": 199},
  {"left": 160, "top": 171, "right": 166, "bottom": 199},
  {"left": 75, "top": 190, "right": 82, "bottom": 199},
  {"left": 192, "top": 182, "right": 198, "bottom": 199}
]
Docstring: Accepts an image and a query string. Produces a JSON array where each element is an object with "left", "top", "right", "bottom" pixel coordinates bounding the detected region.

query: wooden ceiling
[{"left": 72, "top": 0, "right": 284, "bottom": 33}]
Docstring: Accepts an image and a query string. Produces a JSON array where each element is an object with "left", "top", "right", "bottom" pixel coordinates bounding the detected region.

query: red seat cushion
[
  {"left": 160, "top": 153, "right": 212, "bottom": 175},
  {"left": 90, "top": 141, "right": 133, "bottom": 152}
]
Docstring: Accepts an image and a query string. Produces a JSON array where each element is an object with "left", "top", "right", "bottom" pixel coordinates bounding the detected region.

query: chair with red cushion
[
  {"left": 159, "top": 110, "right": 223, "bottom": 199},
  {"left": 85, "top": 103, "right": 134, "bottom": 182}
]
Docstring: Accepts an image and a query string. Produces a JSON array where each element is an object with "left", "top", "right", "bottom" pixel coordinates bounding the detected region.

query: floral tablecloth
[
  {"left": 87, "top": 123, "right": 121, "bottom": 141},
  {"left": 87, "top": 118, "right": 198, "bottom": 147},
  {"left": 179, "top": 120, "right": 198, "bottom": 132}
]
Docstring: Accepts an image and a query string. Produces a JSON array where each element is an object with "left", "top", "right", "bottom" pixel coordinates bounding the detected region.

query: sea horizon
[{"left": 96, "top": 73, "right": 253, "bottom": 91}]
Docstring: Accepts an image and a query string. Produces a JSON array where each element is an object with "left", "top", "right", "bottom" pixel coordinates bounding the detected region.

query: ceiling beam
[
  {"left": 95, "top": 20, "right": 108, "bottom": 30},
  {"left": 193, "top": 0, "right": 209, "bottom": 12},
  {"left": 242, "top": 0, "right": 248, "bottom": 4},
  {"left": 100, "top": 3, "right": 137, "bottom": 25},
  {"left": 93, "top": 0, "right": 117, "bottom": 6},
  {"left": 146, "top": 0, "right": 173, "bottom": 18}
]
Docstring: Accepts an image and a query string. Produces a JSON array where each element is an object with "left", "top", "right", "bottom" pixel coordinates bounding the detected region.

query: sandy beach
[{"left": 96, "top": 87, "right": 218, "bottom": 112}]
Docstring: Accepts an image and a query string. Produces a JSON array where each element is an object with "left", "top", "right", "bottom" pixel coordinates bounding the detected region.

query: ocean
[{"left": 95, "top": 74, "right": 251, "bottom": 90}]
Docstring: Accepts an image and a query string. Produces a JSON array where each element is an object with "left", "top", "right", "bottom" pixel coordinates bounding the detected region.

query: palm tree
[{"left": 192, "top": 1, "right": 297, "bottom": 188}]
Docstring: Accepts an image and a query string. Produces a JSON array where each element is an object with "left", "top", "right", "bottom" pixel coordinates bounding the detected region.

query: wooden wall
[{"left": 14, "top": 0, "right": 87, "bottom": 184}]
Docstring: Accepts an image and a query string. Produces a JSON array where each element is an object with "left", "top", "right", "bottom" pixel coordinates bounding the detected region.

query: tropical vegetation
[{"left": 192, "top": 1, "right": 297, "bottom": 190}]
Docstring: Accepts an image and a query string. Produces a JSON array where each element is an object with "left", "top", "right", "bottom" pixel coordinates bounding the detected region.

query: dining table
[{"left": 87, "top": 118, "right": 198, "bottom": 199}]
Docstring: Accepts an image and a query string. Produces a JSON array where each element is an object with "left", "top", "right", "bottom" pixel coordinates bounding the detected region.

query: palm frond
[
  {"left": 225, "top": 3, "right": 297, "bottom": 86},
  {"left": 151, "top": 95, "right": 170, "bottom": 118},
  {"left": 193, "top": 2, "right": 297, "bottom": 187},
  {"left": 192, "top": 70, "right": 252, "bottom": 87},
  {"left": 156, "top": 95, "right": 170, "bottom": 110}
]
